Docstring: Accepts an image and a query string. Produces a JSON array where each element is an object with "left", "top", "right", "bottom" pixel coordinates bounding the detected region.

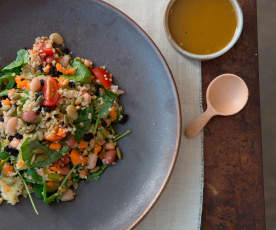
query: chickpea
[
  {"left": 49, "top": 33, "right": 64, "bottom": 46},
  {"left": 66, "top": 105, "right": 78, "bottom": 120}
]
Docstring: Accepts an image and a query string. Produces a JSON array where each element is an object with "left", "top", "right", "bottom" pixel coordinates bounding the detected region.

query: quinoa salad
[{"left": 0, "top": 33, "right": 130, "bottom": 214}]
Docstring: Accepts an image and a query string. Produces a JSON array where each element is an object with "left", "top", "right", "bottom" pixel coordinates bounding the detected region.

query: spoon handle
[{"left": 185, "top": 108, "right": 216, "bottom": 139}]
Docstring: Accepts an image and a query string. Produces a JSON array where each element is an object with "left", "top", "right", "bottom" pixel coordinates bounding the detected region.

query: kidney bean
[
  {"left": 87, "top": 153, "right": 97, "bottom": 169},
  {"left": 104, "top": 150, "right": 117, "bottom": 165},
  {"left": 22, "top": 111, "right": 37, "bottom": 122}
]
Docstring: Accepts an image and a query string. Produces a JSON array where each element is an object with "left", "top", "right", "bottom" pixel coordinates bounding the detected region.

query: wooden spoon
[{"left": 185, "top": 74, "right": 249, "bottom": 138}]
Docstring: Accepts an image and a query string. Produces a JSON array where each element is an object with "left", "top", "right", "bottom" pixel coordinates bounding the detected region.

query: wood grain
[{"left": 201, "top": 0, "right": 266, "bottom": 229}]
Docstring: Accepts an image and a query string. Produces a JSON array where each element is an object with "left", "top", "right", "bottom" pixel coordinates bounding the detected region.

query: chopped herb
[{"left": 88, "top": 164, "right": 108, "bottom": 181}]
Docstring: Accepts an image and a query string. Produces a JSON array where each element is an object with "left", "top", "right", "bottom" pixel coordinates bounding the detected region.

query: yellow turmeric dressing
[{"left": 168, "top": 0, "right": 237, "bottom": 55}]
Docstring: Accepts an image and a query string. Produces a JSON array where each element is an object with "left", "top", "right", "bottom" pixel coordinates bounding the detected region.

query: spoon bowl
[
  {"left": 185, "top": 74, "right": 249, "bottom": 138},
  {"left": 207, "top": 74, "right": 249, "bottom": 115}
]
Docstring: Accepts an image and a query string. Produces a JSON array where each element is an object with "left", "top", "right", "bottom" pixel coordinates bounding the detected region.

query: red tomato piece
[
  {"left": 42, "top": 77, "right": 60, "bottom": 106},
  {"left": 42, "top": 48, "right": 54, "bottom": 56},
  {"left": 91, "top": 67, "right": 112, "bottom": 89}
]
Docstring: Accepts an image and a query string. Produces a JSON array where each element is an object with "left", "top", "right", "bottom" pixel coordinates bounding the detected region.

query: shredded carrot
[
  {"left": 16, "top": 160, "right": 25, "bottom": 168},
  {"left": 46, "top": 181, "right": 55, "bottom": 188},
  {"left": 70, "top": 150, "right": 87, "bottom": 166},
  {"left": 56, "top": 63, "right": 76, "bottom": 75},
  {"left": 49, "top": 143, "right": 62, "bottom": 150},
  {"left": 104, "top": 118, "right": 111, "bottom": 127},
  {"left": 80, "top": 170, "right": 88, "bottom": 176},
  {"left": 99, "top": 151, "right": 105, "bottom": 160},
  {"left": 109, "top": 106, "right": 117, "bottom": 121},
  {"left": 55, "top": 77, "right": 69, "bottom": 87},
  {"left": 49, "top": 166, "right": 67, "bottom": 175},
  {"left": 15, "top": 76, "right": 30, "bottom": 90},
  {"left": 1, "top": 99, "right": 11, "bottom": 105},
  {"left": 4, "top": 185, "right": 11, "bottom": 192},
  {"left": 56, "top": 63, "right": 63, "bottom": 72},
  {"left": 44, "top": 64, "right": 51, "bottom": 73},
  {"left": 79, "top": 140, "right": 87, "bottom": 149},
  {"left": 56, "top": 128, "right": 65, "bottom": 137},
  {"left": 93, "top": 145, "right": 102, "bottom": 155},
  {"left": 2, "top": 163, "right": 14, "bottom": 176}
]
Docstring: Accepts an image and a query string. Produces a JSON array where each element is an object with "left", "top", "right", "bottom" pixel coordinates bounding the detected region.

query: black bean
[
  {"left": 15, "top": 133, "right": 23, "bottom": 139},
  {"left": 4, "top": 146, "right": 10, "bottom": 152},
  {"left": 40, "top": 79, "right": 45, "bottom": 87},
  {"left": 14, "top": 104, "right": 18, "bottom": 108},
  {"left": 83, "top": 133, "right": 93, "bottom": 141},
  {"left": 36, "top": 106, "right": 42, "bottom": 115},
  {"left": 95, "top": 84, "right": 101, "bottom": 96},
  {"left": 119, "top": 114, "right": 128, "bottom": 124},
  {"left": 3, "top": 146, "right": 18, "bottom": 156},
  {"left": 68, "top": 81, "right": 76, "bottom": 88},
  {"left": 42, "top": 106, "right": 51, "bottom": 112},
  {"left": 101, "top": 120, "right": 107, "bottom": 127},
  {"left": 0, "top": 117, "right": 4, "bottom": 122},
  {"left": 38, "top": 65, "right": 44, "bottom": 72},
  {"left": 49, "top": 65, "right": 59, "bottom": 77},
  {"left": 0, "top": 101, "right": 2, "bottom": 108},
  {"left": 96, "top": 158, "right": 103, "bottom": 166},
  {"left": 1, "top": 95, "right": 8, "bottom": 100},
  {"left": 61, "top": 47, "right": 70, "bottom": 54},
  {"left": 8, "top": 136, "right": 14, "bottom": 142},
  {"left": 35, "top": 92, "right": 42, "bottom": 100}
]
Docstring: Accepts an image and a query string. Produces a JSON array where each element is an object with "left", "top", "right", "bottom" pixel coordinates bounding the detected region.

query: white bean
[
  {"left": 10, "top": 138, "right": 20, "bottom": 148},
  {"left": 88, "top": 153, "right": 98, "bottom": 170},
  {"left": 49, "top": 33, "right": 64, "bottom": 46},
  {"left": 61, "top": 189, "right": 75, "bottom": 202},
  {"left": 60, "top": 55, "right": 70, "bottom": 67},
  {"left": 6, "top": 117, "right": 17, "bottom": 135},
  {"left": 30, "top": 78, "right": 41, "bottom": 92},
  {"left": 83, "top": 93, "right": 92, "bottom": 104}
]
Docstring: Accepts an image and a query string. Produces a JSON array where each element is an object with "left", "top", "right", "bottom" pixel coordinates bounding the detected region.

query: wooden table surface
[{"left": 201, "top": 0, "right": 266, "bottom": 229}]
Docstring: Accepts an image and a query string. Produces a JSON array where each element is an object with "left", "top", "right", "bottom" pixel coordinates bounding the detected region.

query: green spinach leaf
[
  {"left": 21, "top": 138, "right": 70, "bottom": 168},
  {"left": 62, "top": 59, "right": 91, "bottom": 83},
  {"left": 31, "top": 146, "right": 70, "bottom": 168},
  {"left": 25, "top": 169, "right": 43, "bottom": 184},
  {"left": 0, "top": 75, "right": 15, "bottom": 90},
  {"left": 96, "top": 90, "right": 118, "bottom": 118},
  {"left": 87, "top": 164, "right": 108, "bottom": 181},
  {"left": 33, "top": 184, "right": 44, "bottom": 199},
  {"left": 0, "top": 149, "right": 9, "bottom": 160},
  {"left": 1, "top": 49, "right": 29, "bottom": 74},
  {"left": 74, "top": 105, "right": 94, "bottom": 141}
]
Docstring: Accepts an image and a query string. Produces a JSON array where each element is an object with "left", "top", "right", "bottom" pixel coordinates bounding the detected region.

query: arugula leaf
[
  {"left": 0, "top": 75, "right": 15, "bottom": 90},
  {"left": 97, "top": 90, "right": 118, "bottom": 118},
  {"left": 16, "top": 169, "right": 39, "bottom": 215},
  {"left": 74, "top": 105, "right": 94, "bottom": 141},
  {"left": 43, "top": 166, "right": 76, "bottom": 205},
  {"left": 31, "top": 146, "right": 70, "bottom": 168},
  {"left": 62, "top": 59, "right": 91, "bottom": 83},
  {"left": 25, "top": 169, "right": 43, "bottom": 184},
  {"left": 87, "top": 164, "right": 108, "bottom": 181},
  {"left": 33, "top": 184, "right": 44, "bottom": 199},
  {"left": 1, "top": 49, "right": 29, "bottom": 74}
]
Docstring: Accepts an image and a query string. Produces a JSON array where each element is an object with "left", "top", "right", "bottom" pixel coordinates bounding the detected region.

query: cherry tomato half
[
  {"left": 42, "top": 48, "right": 54, "bottom": 56},
  {"left": 42, "top": 77, "right": 60, "bottom": 106},
  {"left": 91, "top": 67, "right": 112, "bottom": 89}
]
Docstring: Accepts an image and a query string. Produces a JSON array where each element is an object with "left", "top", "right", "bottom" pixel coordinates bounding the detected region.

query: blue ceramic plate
[{"left": 0, "top": 0, "right": 181, "bottom": 229}]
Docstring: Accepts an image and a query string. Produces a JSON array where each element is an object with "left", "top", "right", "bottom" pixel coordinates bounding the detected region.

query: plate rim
[{"left": 93, "top": 0, "right": 182, "bottom": 229}]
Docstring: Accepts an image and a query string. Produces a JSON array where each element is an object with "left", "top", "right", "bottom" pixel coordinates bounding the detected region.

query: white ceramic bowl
[{"left": 164, "top": 0, "right": 243, "bottom": 60}]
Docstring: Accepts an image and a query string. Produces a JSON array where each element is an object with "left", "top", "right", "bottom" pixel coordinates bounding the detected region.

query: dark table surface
[{"left": 201, "top": 0, "right": 266, "bottom": 229}]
